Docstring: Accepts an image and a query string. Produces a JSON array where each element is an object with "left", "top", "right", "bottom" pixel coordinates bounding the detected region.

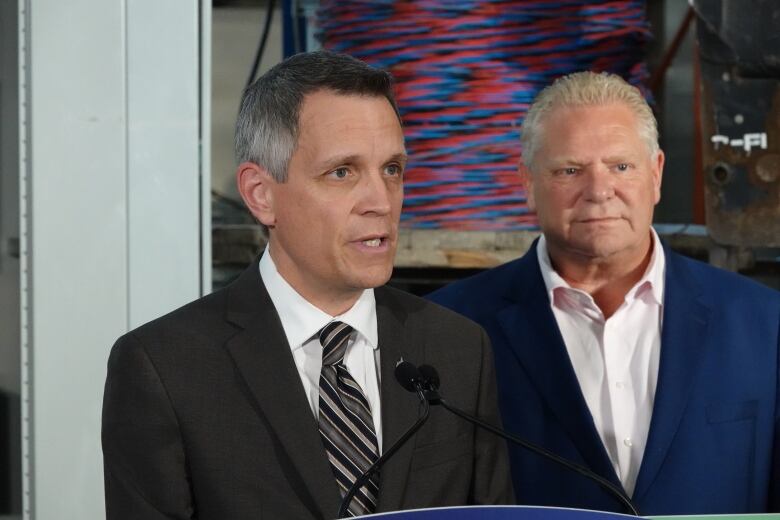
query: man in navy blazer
[{"left": 430, "top": 71, "right": 779, "bottom": 515}]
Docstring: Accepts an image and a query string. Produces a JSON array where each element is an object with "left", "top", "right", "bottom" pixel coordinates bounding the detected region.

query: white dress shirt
[
  {"left": 259, "top": 250, "right": 383, "bottom": 451},
  {"left": 536, "top": 230, "right": 665, "bottom": 495}
]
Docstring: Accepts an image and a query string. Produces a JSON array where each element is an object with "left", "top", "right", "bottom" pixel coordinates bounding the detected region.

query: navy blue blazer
[{"left": 429, "top": 240, "right": 779, "bottom": 515}]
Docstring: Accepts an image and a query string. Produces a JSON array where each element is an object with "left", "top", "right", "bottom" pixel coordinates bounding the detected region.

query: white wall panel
[
  {"left": 127, "top": 1, "right": 202, "bottom": 328},
  {"left": 21, "top": 1, "right": 209, "bottom": 518},
  {"left": 27, "top": 1, "right": 126, "bottom": 518}
]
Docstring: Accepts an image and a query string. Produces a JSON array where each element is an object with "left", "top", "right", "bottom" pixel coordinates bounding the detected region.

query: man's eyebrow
[
  {"left": 315, "top": 154, "right": 362, "bottom": 169},
  {"left": 548, "top": 158, "right": 588, "bottom": 167},
  {"left": 316, "top": 152, "right": 409, "bottom": 169},
  {"left": 387, "top": 152, "right": 409, "bottom": 164},
  {"left": 603, "top": 154, "right": 634, "bottom": 163}
]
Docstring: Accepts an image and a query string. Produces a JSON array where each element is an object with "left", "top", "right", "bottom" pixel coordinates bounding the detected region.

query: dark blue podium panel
[{"left": 366, "top": 506, "right": 637, "bottom": 520}]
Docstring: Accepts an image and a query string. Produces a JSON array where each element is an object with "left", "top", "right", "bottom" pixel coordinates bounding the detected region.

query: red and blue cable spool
[{"left": 317, "top": 0, "right": 652, "bottom": 230}]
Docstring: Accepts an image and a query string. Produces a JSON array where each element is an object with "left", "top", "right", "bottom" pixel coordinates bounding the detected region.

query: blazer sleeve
[
  {"left": 470, "top": 327, "right": 516, "bottom": 505},
  {"left": 101, "top": 333, "right": 195, "bottom": 519}
]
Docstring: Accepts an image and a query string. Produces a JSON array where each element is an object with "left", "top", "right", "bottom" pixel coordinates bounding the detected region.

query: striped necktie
[{"left": 318, "top": 321, "right": 379, "bottom": 517}]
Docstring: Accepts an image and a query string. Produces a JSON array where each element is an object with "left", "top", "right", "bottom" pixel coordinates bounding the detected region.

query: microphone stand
[
  {"left": 419, "top": 369, "right": 640, "bottom": 516},
  {"left": 337, "top": 387, "right": 430, "bottom": 519}
]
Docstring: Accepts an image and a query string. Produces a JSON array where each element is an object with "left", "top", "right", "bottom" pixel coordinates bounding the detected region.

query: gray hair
[
  {"left": 235, "top": 50, "right": 401, "bottom": 182},
  {"left": 520, "top": 71, "right": 659, "bottom": 169}
]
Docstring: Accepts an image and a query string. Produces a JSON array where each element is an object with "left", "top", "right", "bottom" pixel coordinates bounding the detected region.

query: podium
[
  {"left": 355, "top": 506, "right": 780, "bottom": 520},
  {"left": 360, "top": 506, "right": 636, "bottom": 519}
]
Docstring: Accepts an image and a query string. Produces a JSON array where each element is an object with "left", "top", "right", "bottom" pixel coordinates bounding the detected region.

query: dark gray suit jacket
[{"left": 102, "top": 261, "right": 513, "bottom": 519}]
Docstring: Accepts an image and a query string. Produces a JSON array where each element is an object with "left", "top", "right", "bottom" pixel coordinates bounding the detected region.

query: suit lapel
[
  {"left": 223, "top": 263, "right": 341, "bottom": 519},
  {"left": 633, "top": 248, "right": 711, "bottom": 501},
  {"left": 373, "top": 287, "right": 420, "bottom": 513},
  {"left": 497, "top": 246, "right": 621, "bottom": 487}
]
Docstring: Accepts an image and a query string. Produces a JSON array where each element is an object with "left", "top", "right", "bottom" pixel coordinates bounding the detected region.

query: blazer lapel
[
  {"left": 497, "top": 246, "right": 621, "bottom": 487},
  {"left": 633, "top": 247, "right": 711, "bottom": 501},
  {"left": 223, "top": 263, "right": 341, "bottom": 519},
  {"left": 373, "top": 287, "right": 420, "bottom": 513}
]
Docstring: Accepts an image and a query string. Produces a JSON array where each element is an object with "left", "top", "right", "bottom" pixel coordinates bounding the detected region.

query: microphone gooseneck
[
  {"left": 407, "top": 364, "right": 640, "bottom": 516},
  {"left": 336, "top": 361, "right": 430, "bottom": 518}
]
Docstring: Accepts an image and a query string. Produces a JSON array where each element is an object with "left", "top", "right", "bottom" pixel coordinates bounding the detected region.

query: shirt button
[
  {"left": 623, "top": 437, "right": 633, "bottom": 447},
  {"left": 615, "top": 381, "right": 625, "bottom": 389}
]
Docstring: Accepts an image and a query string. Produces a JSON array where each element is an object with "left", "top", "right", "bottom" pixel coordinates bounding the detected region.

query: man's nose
[
  {"left": 356, "top": 171, "right": 396, "bottom": 216},
  {"left": 583, "top": 166, "right": 616, "bottom": 203}
]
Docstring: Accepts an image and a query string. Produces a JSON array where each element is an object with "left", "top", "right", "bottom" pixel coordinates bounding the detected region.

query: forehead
[
  {"left": 538, "top": 103, "right": 643, "bottom": 154},
  {"left": 297, "top": 91, "right": 402, "bottom": 138},
  {"left": 288, "top": 91, "right": 405, "bottom": 174}
]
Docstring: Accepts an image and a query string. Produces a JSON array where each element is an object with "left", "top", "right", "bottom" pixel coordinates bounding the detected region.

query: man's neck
[
  {"left": 266, "top": 245, "right": 363, "bottom": 317},
  {"left": 548, "top": 240, "right": 654, "bottom": 319}
]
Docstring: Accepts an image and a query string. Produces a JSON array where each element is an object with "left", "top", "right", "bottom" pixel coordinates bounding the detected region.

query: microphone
[
  {"left": 395, "top": 359, "right": 426, "bottom": 393},
  {"left": 418, "top": 364, "right": 441, "bottom": 402},
  {"left": 336, "top": 361, "right": 431, "bottom": 518},
  {"left": 412, "top": 364, "right": 640, "bottom": 516}
]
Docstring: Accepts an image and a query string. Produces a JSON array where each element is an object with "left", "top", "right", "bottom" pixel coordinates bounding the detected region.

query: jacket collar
[
  {"left": 222, "top": 262, "right": 423, "bottom": 517},
  {"left": 496, "top": 241, "right": 623, "bottom": 489},
  {"left": 223, "top": 261, "right": 342, "bottom": 518},
  {"left": 632, "top": 244, "right": 711, "bottom": 501}
]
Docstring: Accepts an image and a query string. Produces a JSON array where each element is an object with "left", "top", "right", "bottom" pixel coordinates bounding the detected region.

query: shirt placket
[{"left": 604, "top": 308, "right": 637, "bottom": 494}]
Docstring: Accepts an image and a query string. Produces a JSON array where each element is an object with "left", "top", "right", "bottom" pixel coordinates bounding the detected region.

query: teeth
[{"left": 362, "top": 238, "right": 381, "bottom": 247}]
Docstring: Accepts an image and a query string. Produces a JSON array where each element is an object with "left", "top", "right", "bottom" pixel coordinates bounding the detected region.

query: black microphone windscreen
[
  {"left": 418, "top": 364, "right": 440, "bottom": 390},
  {"left": 394, "top": 361, "right": 422, "bottom": 392}
]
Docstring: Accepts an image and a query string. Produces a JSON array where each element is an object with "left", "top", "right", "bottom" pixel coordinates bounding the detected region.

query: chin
[
  {"left": 570, "top": 238, "right": 624, "bottom": 259},
  {"left": 348, "top": 265, "right": 394, "bottom": 289}
]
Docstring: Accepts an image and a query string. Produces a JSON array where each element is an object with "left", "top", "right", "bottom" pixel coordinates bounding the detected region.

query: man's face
[
  {"left": 525, "top": 103, "right": 664, "bottom": 266},
  {"left": 262, "top": 91, "right": 406, "bottom": 311}
]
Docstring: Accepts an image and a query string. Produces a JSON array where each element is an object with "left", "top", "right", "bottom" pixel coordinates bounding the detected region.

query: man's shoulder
[
  {"left": 114, "top": 285, "right": 234, "bottom": 355},
  {"left": 378, "top": 284, "right": 479, "bottom": 324},
  {"left": 427, "top": 253, "right": 534, "bottom": 317},
  {"left": 668, "top": 249, "right": 780, "bottom": 307},
  {"left": 377, "top": 286, "right": 496, "bottom": 381},
  {"left": 377, "top": 284, "right": 489, "bottom": 341}
]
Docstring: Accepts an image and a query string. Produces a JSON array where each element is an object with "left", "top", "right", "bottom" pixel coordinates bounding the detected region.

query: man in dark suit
[
  {"left": 430, "top": 71, "right": 779, "bottom": 515},
  {"left": 101, "top": 51, "right": 513, "bottom": 519}
]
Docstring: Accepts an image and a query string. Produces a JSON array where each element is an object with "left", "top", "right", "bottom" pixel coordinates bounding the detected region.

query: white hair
[{"left": 520, "top": 71, "right": 659, "bottom": 169}]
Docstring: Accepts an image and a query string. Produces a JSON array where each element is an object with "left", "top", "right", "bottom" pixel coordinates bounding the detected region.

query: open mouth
[{"left": 354, "top": 235, "right": 391, "bottom": 250}]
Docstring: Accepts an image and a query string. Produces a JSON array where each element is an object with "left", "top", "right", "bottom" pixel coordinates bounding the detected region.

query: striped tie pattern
[{"left": 318, "top": 321, "right": 379, "bottom": 517}]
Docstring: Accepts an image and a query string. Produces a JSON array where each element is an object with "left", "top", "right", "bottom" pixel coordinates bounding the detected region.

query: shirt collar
[
  {"left": 258, "top": 248, "right": 379, "bottom": 351},
  {"left": 643, "top": 228, "right": 666, "bottom": 306},
  {"left": 536, "top": 228, "right": 666, "bottom": 307}
]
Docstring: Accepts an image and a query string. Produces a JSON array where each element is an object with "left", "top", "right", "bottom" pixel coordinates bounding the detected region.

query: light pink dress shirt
[{"left": 536, "top": 230, "right": 665, "bottom": 496}]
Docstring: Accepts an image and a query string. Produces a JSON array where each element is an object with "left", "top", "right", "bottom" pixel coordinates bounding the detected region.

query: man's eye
[
  {"left": 616, "top": 163, "right": 630, "bottom": 172},
  {"left": 562, "top": 167, "right": 578, "bottom": 175},
  {"left": 328, "top": 167, "right": 349, "bottom": 179},
  {"left": 385, "top": 164, "right": 403, "bottom": 177}
]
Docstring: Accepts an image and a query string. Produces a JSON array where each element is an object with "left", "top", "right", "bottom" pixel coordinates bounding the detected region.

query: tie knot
[{"left": 319, "top": 321, "right": 354, "bottom": 366}]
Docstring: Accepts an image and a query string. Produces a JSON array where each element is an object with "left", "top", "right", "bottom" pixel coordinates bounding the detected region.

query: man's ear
[
  {"left": 519, "top": 162, "right": 536, "bottom": 211},
  {"left": 237, "top": 162, "right": 276, "bottom": 226},
  {"left": 652, "top": 150, "right": 665, "bottom": 205}
]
